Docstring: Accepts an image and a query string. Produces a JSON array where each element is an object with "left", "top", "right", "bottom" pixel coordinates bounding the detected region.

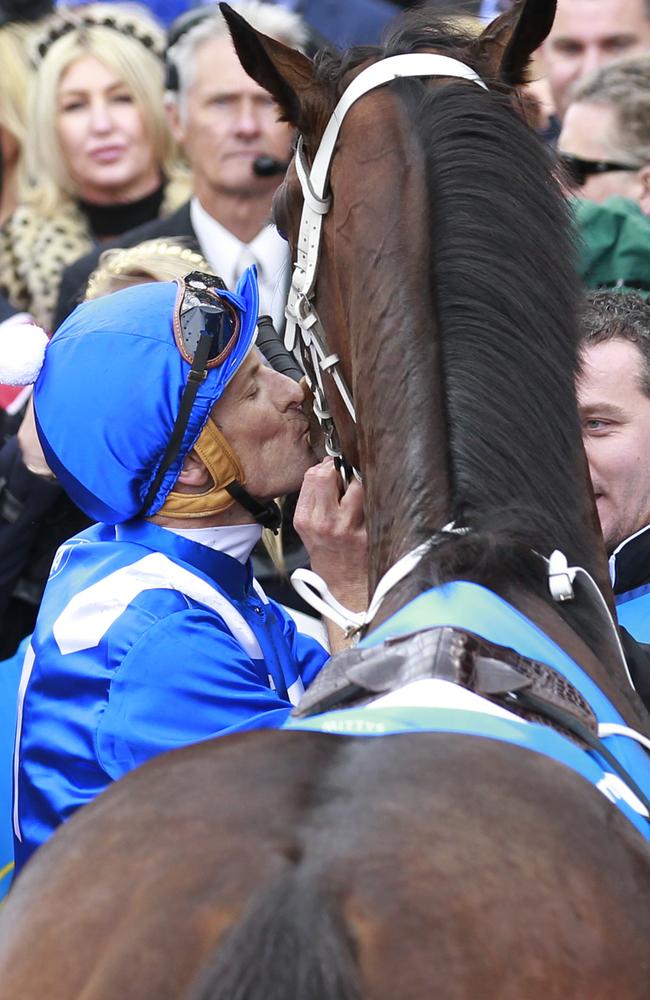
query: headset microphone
[{"left": 253, "top": 156, "right": 290, "bottom": 178}]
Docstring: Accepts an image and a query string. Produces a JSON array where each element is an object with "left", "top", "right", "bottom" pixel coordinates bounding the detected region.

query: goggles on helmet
[{"left": 174, "top": 272, "right": 241, "bottom": 367}]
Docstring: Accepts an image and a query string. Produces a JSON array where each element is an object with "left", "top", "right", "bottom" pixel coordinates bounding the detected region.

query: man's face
[
  {"left": 578, "top": 338, "right": 650, "bottom": 550},
  {"left": 542, "top": 0, "right": 650, "bottom": 119},
  {"left": 214, "top": 351, "right": 316, "bottom": 501},
  {"left": 558, "top": 101, "right": 645, "bottom": 203},
  {"left": 169, "top": 34, "right": 294, "bottom": 199}
]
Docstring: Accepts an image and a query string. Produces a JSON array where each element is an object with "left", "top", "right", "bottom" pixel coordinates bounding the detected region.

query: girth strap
[{"left": 293, "top": 625, "right": 598, "bottom": 739}]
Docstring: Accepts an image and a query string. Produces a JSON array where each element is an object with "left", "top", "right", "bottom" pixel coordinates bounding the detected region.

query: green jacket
[{"left": 574, "top": 196, "right": 650, "bottom": 293}]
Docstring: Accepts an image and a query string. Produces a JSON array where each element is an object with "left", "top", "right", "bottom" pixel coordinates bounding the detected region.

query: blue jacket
[
  {"left": 610, "top": 526, "right": 650, "bottom": 709},
  {"left": 612, "top": 526, "right": 650, "bottom": 640},
  {"left": 13, "top": 520, "right": 327, "bottom": 869}
]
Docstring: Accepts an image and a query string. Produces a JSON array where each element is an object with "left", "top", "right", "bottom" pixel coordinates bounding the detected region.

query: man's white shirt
[{"left": 190, "top": 197, "right": 290, "bottom": 333}]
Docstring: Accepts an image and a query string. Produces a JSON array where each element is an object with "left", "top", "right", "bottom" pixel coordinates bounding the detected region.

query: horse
[{"left": 0, "top": 1, "right": 649, "bottom": 997}]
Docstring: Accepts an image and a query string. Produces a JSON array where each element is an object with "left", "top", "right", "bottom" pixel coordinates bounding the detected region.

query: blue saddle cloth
[{"left": 286, "top": 581, "right": 650, "bottom": 843}]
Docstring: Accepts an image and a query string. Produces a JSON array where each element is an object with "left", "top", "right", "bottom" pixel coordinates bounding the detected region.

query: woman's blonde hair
[
  {"left": 23, "top": 4, "right": 183, "bottom": 214},
  {"left": 0, "top": 20, "right": 46, "bottom": 147},
  {"left": 85, "top": 238, "right": 211, "bottom": 299}
]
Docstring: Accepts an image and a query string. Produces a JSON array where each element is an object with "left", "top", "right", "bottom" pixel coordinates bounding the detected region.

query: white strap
[
  {"left": 309, "top": 53, "right": 487, "bottom": 199},
  {"left": 294, "top": 143, "right": 331, "bottom": 215},
  {"left": 291, "top": 568, "right": 366, "bottom": 634},
  {"left": 598, "top": 723, "right": 650, "bottom": 753},
  {"left": 365, "top": 539, "right": 433, "bottom": 624},
  {"left": 291, "top": 538, "right": 434, "bottom": 634},
  {"left": 292, "top": 525, "right": 471, "bottom": 633}
]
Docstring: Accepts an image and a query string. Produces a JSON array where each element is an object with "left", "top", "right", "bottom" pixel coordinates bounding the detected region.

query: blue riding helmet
[{"left": 33, "top": 267, "right": 259, "bottom": 525}]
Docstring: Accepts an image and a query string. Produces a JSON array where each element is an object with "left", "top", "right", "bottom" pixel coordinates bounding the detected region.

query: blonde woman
[
  {"left": 0, "top": 0, "right": 54, "bottom": 224},
  {"left": 0, "top": 3, "right": 189, "bottom": 330}
]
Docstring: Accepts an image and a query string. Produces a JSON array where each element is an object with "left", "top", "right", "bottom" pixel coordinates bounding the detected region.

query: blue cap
[{"left": 34, "top": 267, "right": 258, "bottom": 524}]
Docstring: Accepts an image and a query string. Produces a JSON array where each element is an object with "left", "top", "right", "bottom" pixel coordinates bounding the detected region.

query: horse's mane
[{"left": 315, "top": 16, "right": 597, "bottom": 593}]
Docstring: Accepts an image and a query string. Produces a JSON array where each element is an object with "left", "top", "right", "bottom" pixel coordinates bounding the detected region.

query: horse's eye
[{"left": 276, "top": 226, "right": 288, "bottom": 242}]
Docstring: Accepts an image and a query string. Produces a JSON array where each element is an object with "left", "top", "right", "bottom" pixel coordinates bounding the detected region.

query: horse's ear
[
  {"left": 469, "top": 0, "right": 556, "bottom": 86},
  {"left": 220, "top": 3, "right": 324, "bottom": 132}
]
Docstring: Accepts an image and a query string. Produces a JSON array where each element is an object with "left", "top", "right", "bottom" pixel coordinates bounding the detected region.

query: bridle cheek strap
[
  {"left": 158, "top": 418, "right": 244, "bottom": 519},
  {"left": 285, "top": 53, "right": 488, "bottom": 478}
]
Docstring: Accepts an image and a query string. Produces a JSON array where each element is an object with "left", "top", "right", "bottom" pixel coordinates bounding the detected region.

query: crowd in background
[{"left": 2, "top": 0, "right": 650, "bottom": 895}]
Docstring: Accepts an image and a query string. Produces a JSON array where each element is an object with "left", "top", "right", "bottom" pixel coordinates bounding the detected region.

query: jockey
[{"left": 7, "top": 269, "right": 367, "bottom": 870}]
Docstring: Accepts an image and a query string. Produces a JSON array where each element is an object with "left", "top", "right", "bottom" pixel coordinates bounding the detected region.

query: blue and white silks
[
  {"left": 13, "top": 520, "right": 328, "bottom": 870},
  {"left": 286, "top": 581, "right": 650, "bottom": 843}
]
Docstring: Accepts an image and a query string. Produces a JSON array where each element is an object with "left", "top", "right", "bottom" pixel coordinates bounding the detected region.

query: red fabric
[{"left": 0, "top": 385, "right": 24, "bottom": 411}]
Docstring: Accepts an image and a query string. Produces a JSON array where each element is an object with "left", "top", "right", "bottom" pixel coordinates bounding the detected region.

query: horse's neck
[{"left": 358, "top": 321, "right": 451, "bottom": 588}]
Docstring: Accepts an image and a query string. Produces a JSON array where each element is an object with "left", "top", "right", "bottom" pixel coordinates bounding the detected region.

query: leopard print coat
[{"left": 0, "top": 186, "right": 183, "bottom": 331}]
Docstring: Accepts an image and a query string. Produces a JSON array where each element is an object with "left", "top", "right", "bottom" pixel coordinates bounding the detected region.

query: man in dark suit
[{"left": 55, "top": 2, "right": 308, "bottom": 330}]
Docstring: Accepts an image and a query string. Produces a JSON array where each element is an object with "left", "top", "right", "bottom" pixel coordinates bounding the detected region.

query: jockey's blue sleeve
[{"left": 96, "top": 605, "right": 327, "bottom": 779}]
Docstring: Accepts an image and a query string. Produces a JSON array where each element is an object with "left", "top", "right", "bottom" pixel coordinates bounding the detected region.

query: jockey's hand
[{"left": 294, "top": 456, "right": 368, "bottom": 615}]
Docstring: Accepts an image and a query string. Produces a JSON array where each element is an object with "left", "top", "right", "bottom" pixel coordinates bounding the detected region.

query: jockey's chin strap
[
  {"left": 285, "top": 54, "right": 488, "bottom": 483},
  {"left": 292, "top": 533, "right": 650, "bottom": 756}
]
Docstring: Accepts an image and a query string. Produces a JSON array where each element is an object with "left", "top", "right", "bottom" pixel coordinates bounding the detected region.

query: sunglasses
[
  {"left": 558, "top": 152, "right": 641, "bottom": 188},
  {"left": 141, "top": 271, "right": 242, "bottom": 512}
]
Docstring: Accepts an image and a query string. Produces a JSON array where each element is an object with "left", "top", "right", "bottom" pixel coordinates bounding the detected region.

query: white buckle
[{"left": 547, "top": 549, "right": 576, "bottom": 602}]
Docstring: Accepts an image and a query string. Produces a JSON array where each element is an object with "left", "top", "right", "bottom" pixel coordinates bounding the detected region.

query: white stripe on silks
[
  {"left": 13, "top": 642, "right": 36, "bottom": 840},
  {"left": 287, "top": 676, "right": 305, "bottom": 707},
  {"left": 269, "top": 675, "right": 305, "bottom": 705},
  {"left": 252, "top": 579, "right": 270, "bottom": 604},
  {"left": 52, "top": 552, "right": 262, "bottom": 659}
]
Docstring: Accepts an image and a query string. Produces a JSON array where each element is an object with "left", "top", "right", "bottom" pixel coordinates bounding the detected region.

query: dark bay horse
[{"left": 1, "top": 2, "right": 649, "bottom": 997}]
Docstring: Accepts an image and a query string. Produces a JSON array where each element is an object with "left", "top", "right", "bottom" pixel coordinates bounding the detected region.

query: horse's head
[{"left": 222, "top": 0, "right": 557, "bottom": 476}]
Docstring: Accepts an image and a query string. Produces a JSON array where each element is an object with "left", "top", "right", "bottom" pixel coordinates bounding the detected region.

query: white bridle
[{"left": 284, "top": 53, "right": 488, "bottom": 479}]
